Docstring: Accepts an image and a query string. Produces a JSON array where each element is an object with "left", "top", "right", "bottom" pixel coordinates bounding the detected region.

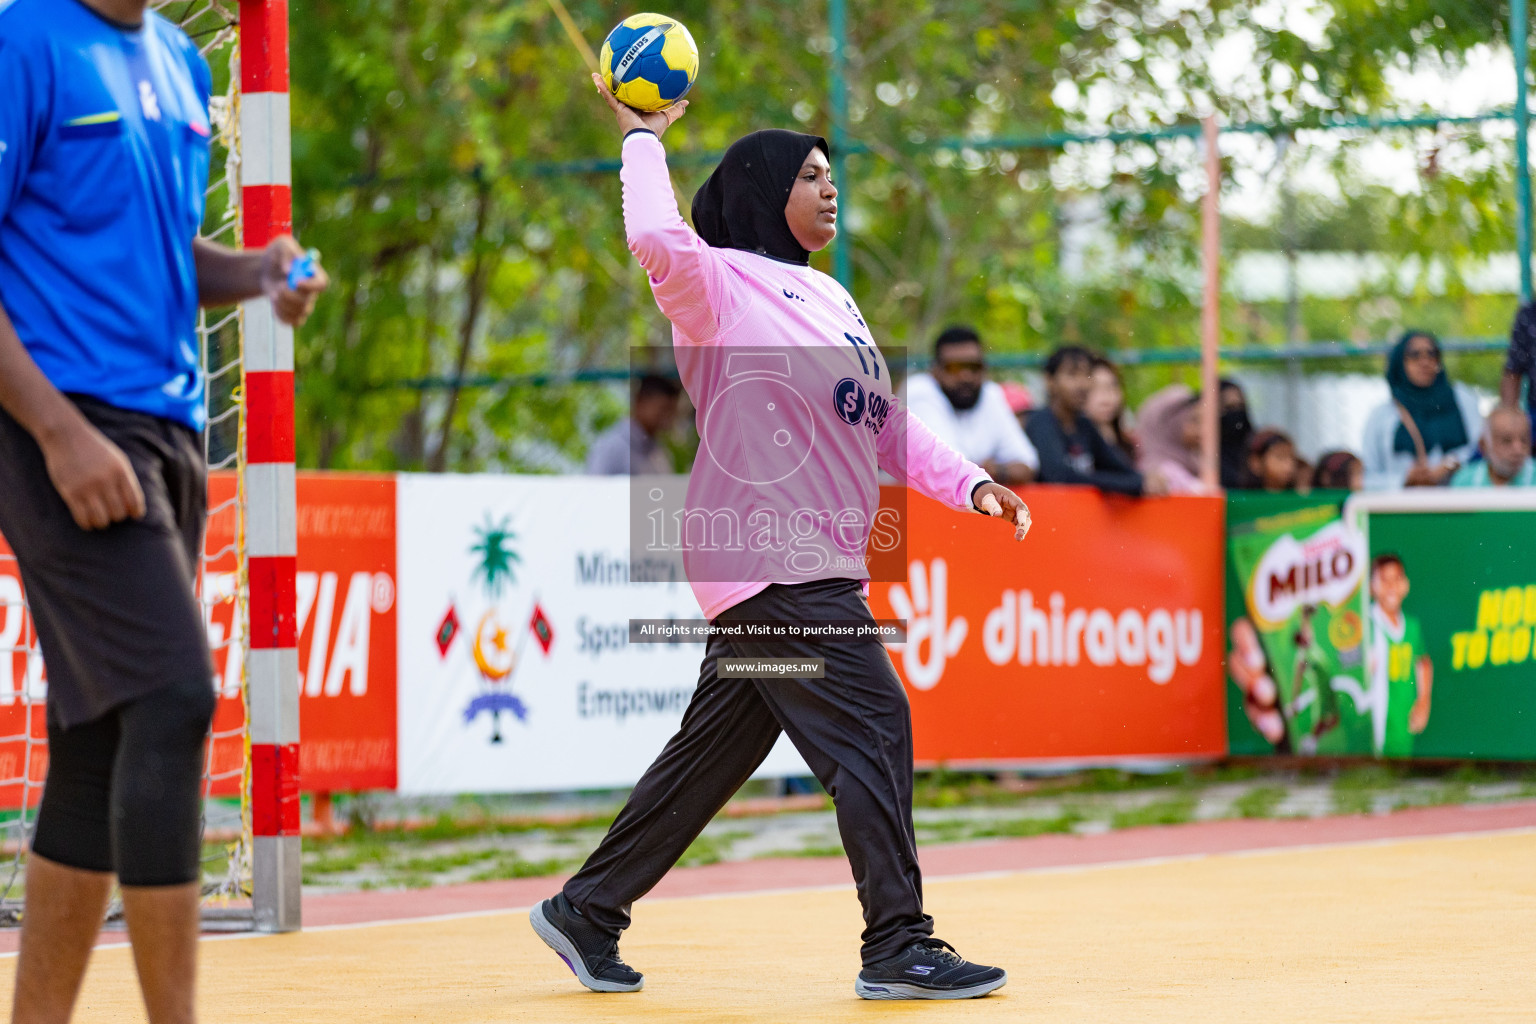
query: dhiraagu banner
[
  {"left": 1226, "top": 493, "right": 1372, "bottom": 757},
  {"left": 1358, "top": 502, "right": 1536, "bottom": 760}
]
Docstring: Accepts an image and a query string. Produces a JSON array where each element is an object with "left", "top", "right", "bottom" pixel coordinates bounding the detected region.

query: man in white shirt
[{"left": 904, "top": 326, "right": 1038, "bottom": 484}]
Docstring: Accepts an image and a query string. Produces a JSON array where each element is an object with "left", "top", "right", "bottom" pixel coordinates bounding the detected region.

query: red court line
[{"left": 2, "top": 800, "right": 1529, "bottom": 953}]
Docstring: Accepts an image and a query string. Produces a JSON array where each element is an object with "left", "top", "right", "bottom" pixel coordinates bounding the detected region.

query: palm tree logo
[
  {"left": 470, "top": 516, "right": 520, "bottom": 598},
  {"left": 463, "top": 515, "right": 528, "bottom": 743}
]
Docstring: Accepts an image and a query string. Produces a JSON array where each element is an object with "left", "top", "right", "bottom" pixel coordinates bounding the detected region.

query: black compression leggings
[{"left": 32, "top": 683, "right": 217, "bottom": 886}]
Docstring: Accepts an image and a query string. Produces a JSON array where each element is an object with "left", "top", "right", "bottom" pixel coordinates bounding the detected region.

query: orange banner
[
  {"left": 0, "top": 541, "right": 45, "bottom": 809},
  {"left": 868, "top": 486, "right": 1227, "bottom": 764},
  {"left": 205, "top": 473, "right": 398, "bottom": 794},
  {"left": 0, "top": 473, "right": 397, "bottom": 809}
]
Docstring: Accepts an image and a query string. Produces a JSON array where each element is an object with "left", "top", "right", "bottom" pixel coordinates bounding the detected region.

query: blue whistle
[{"left": 286, "top": 248, "right": 320, "bottom": 290}]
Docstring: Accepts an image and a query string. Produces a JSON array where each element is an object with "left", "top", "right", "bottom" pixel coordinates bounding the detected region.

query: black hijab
[
  {"left": 1216, "top": 377, "right": 1254, "bottom": 489},
  {"left": 691, "top": 129, "right": 829, "bottom": 266}
]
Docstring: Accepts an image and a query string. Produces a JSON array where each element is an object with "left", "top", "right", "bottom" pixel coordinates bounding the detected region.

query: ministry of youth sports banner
[{"left": 394, "top": 474, "right": 807, "bottom": 795}]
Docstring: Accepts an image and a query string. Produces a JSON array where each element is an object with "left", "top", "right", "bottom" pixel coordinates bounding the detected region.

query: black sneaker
[
  {"left": 855, "top": 938, "right": 1006, "bottom": 1000},
  {"left": 529, "top": 893, "right": 644, "bottom": 993}
]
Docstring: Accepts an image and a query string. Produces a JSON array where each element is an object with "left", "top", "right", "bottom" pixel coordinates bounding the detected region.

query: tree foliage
[{"left": 288, "top": 0, "right": 1523, "bottom": 470}]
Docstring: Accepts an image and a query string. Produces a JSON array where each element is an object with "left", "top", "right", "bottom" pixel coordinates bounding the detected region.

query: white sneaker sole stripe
[{"left": 854, "top": 974, "right": 1007, "bottom": 1000}]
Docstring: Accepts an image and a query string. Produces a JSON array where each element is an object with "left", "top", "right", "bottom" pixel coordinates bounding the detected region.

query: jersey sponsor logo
[
  {"left": 138, "top": 80, "right": 161, "bottom": 122},
  {"left": 834, "top": 377, "right": 866, "bottom": 425},
  {"left": 833, "top": 375, "right": 892, "bottom": 436},
  {"left": 782, "top": 287, "right": 807, "bottom": 303},
  {"left": 844, "top": 298, "right": 866, "bottom": 328}
]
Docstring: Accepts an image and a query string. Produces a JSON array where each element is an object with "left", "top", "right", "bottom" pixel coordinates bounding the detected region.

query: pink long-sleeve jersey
[{"left": 621, "top": 130, "right": 989, "bottom": 619}]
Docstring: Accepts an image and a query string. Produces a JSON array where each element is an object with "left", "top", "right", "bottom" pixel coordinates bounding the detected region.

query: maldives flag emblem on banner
[{"left": 529, "top": 603, "right": 554, "bottom": 654}]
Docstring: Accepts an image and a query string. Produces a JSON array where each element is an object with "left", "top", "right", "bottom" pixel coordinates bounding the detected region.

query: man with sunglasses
[{"left": 904, "top": 325, "right": 1038, "bottom": 485}]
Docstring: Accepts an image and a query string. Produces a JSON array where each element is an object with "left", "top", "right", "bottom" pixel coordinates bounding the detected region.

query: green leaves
[{"left": 285, "top": 0, "right": 1521, "bottom": 468}]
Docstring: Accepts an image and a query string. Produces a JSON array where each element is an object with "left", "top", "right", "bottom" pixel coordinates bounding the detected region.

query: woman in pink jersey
[{"left": 529, "top": 78, "right": 1030, "bottom": 1002}]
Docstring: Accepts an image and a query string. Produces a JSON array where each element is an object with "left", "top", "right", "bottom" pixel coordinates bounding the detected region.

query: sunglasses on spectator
[
  {"left": 940, "top": 360, "right": 986, "bottom": 375},
  {"left": 1404, "top": 346, "right": 1440, "bottom": 362}
]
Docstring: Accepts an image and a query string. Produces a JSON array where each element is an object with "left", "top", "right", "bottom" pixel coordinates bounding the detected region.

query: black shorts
[{"left": 0, "top": 396, "right": 212, "bottom": 730}]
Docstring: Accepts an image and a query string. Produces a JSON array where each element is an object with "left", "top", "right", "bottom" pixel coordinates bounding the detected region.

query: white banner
[{"left": 396, "top": 474, "right": 807, "bottom": 795}]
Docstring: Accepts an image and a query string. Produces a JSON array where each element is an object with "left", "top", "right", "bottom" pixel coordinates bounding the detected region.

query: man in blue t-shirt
[{"left": 0, "top": 0, "right": 326, "bottom": 1020}]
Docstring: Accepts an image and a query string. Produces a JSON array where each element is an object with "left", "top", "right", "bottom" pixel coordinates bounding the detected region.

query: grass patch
[
  {"left": 1332, "top": 763, "right": 1405, "bottom": 814},
  {"left": 1444, "top": 762, "right": 1507, "bottom": 787},
  {"left": 1109, "top": 797, "right": 1196, "bottom": 830},
  {"left": 304, "top": 846, "right": 390, "bottom": 876},
  {"left": 915, "top": 818, "right": 976, "bottom": 844},
  {"left": 1333, "top": 763, "right": 1404, "bottom": 791},
  {"left": 673, "top": 828, "right": 761, "bottom": 867},
  {"left": 1207, "top": 763, "right": 1264, "bottom": 784},
  {"left": 1232, "top": 786, "right": 1287, "bottom": 819},
  {"left": 393, "top": 848, "right": 500, "bottom": 874},
  {"left": 1519, "top": 766, "right": 1536, "bottom": 798},
  {"left": 385, "top": 873, "right": 436, "bottom": 890},
  {"left": 678, "top": 833, "right": 731, "bottom": 868},
  {"left": 785, "top": 844, "right": 845, "bottom": 858},
  {"left": 467, "top": 856, "right": 574, "bottom": 882},
  {"left": 970, "top": 814, "right": 1081, "bottom": 839},
  {"left": 1333, "top": 790, "right": 1375, "bottom": 815}
]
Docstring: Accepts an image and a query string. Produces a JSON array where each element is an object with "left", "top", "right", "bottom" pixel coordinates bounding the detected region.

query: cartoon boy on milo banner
[
  {"left": 1227, "top": 500, "right": 1379, "bottom": 756},
  {"left": 1365, "top": 553, "right": 1433, "bottom": 758}
]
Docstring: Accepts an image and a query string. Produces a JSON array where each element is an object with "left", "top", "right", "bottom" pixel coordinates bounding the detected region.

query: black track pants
[{"left": 563, "top": 577, "right": 933, "bottom": 966}]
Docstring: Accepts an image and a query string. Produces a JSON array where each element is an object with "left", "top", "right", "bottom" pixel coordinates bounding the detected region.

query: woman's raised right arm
[
  {"left": 594, "top": 74, "right": 735, "bottom": 343},
  {"left": 619, "top": 131, "right": 737, "bottom": 342}
]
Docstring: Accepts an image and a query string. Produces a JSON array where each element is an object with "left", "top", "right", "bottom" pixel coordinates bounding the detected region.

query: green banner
[
  {"left": 1227, "top": 494, "right": 1536, "bottom": 760},
  {"left": 1226, "top": 492, "right": 1370, "bottom": 757},
  {"left": 1365, "top": 510, "right": 1536, "bottom": 759}
]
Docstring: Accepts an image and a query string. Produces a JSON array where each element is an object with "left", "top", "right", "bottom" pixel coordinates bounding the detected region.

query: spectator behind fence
[
  {"left": 1134, "top": 384, "right": 1218, "bottom": 495},
  {"left": 1195, "top": 377, "right": 1257, "bottom": 489},
  {"left": 1086, "top": 355, "right": 1136, "bottom": 463},
  {"left": 1450, "top": 405, "right": 1535, "bottom": 487},
  {"left": 1313, "top": 450, "right": 1365, "bottom": 491},
  {"left": 586, "top": 373, "right": 682, "bottom": 475},
  {"left": 1026, "top": 345, "right": 1156, "bottom": 495},
  {"left": 904, "top": 325, "right": 1038, "bottom": 484},
  {"left": 1248, "top": 429, "right": 1301, "bottom": 492},
  {"left": 1361, "top": 330, "right": 1481, "bottom": 490},
  {"left": 1503, "top": 301, "right": 1536, "bottom": 429}
]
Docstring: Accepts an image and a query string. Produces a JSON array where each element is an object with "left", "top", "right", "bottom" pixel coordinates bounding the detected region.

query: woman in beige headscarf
[{"left": 1135, "top": 384, "right": 1220, "bottom": 495}]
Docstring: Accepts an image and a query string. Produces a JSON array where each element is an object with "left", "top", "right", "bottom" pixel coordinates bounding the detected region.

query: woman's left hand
[
  {"left": 592, "top": 73, "right": 688, "bottom": 139},
  {"left": 974, "top": 482, "right": 1031, "bottom": 541}
]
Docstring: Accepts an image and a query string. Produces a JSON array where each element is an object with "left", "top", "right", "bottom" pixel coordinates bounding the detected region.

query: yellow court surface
[{"left": 21, "top": 830, "right": 1536, "bottom": 1024}]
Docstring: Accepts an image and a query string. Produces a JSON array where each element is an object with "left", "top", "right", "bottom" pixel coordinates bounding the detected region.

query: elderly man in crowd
[
  {"left": 905, "top": 325, "right": 1038, "bottom": 485},
  {"left": 1450, "top": 405, "right": 1534, "bottom": 488}
]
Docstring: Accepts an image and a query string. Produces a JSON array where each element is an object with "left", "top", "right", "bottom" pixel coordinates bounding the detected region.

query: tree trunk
[{"left": 428, "top": 182, "right": 494, "bottom": 472}]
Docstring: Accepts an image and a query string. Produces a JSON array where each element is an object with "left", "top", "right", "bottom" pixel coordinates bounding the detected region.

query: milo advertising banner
[
  {"left": 1226, "top": 492, "right": 1373, "bottom": 757},
  {"left": 1229, "top": 490, "right": 1536, "bottom": 760},
  {"left": 1350, "top": 492, "right": 1536, "bottom": 760}
]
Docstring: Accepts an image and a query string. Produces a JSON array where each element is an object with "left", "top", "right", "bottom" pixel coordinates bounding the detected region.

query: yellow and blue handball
[{"left": 599, "top": 13, "right": 699, "bottom": 112}]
